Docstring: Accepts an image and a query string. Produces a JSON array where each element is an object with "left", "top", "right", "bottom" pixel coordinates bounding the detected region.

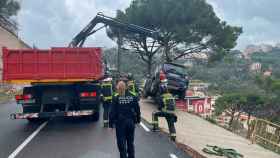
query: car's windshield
[{"left": 164, "top": 64, "right": 187, "bottom": 75}]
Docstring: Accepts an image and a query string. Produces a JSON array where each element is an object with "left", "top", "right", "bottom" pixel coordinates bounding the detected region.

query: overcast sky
[{"left": 17, "top": 0, "right": 280, "bottom": 50}]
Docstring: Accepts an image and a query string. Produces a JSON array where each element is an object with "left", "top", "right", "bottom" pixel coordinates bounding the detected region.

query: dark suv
[{"left": 143, "top": 63, "right": 189, "bottom": 99}]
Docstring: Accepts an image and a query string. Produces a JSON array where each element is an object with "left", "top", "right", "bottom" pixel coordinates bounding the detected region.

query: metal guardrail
[{"left": 252, "top": 119, "right": 280, "bottom": 154}]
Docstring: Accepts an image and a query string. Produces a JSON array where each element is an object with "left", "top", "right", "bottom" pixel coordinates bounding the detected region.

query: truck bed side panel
[{"left": 2, "top": 47, "right": 104, "bottom": 82}]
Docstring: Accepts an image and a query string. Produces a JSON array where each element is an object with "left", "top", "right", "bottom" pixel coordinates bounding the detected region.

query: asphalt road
[{"left": 0, "top": 101, "right": 191, "bottom": 158}]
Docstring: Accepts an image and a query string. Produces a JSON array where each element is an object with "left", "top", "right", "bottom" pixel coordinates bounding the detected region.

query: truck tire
[
  {"left": 89, "top": 112, "right": 99, "bottom": 122},
  {"left": 27, "top": 118, "right": 43, "bottom": 124},
  {"left": 142, "top": 91, "right": 148, "bottom": 99}
]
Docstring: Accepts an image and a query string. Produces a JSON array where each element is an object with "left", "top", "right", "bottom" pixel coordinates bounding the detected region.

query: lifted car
[{"left": 143, "top": 63, "right": 189, "bottom": 100}]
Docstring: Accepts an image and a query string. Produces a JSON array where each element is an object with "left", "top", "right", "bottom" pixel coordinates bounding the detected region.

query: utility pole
[{"left": 117, "top": 29, "right": 123, "bottom": 75}]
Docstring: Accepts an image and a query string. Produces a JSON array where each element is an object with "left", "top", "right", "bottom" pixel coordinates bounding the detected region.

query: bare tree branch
[
  {"left": 150, "top": 41, "right": 156, "bottom": 52},
  {"left": 173, "top": 45, "right": 208, "bottom": 60}
]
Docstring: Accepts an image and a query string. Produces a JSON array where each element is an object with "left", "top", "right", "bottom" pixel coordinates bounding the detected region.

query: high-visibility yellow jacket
[
  {"left": 160, "top": 93, "right": 176, "bottom": 113},
  {"left": 101, "top": 82, "right": 113, "bottom": 102}
]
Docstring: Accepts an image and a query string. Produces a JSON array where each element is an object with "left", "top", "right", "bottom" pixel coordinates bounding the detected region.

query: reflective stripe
[
  {"left": 128, "top": 80, "right": 136, "bottom": 94},
  {"left": 129, "top": 91, "right": 137, "bottom": 96},
  {"left": 129, "top": 85, "right": 135, "bottom": 93},
  {"left": 103, "top": 120, "right": 109, "bottom": 123},
  {"left": 170, "top": 133, "right": 176, "bottom": 137},
  {"left": 162, "top": 93, "right": 176, "bottom": 112},
  {"left": 162, "top": 110, "right": 175, "bottom": 114},
  {"left": 102, "top": 83, "right": 113, "bottom": 99},
  {"left": 104, "top": 96, "right": 112, "bottom": 101},
  {"left": 102, "top": 83, "right": 112, "bottom": 87},
  {"left": 152, "top": 121, "right": 158, "bottom": 124}
]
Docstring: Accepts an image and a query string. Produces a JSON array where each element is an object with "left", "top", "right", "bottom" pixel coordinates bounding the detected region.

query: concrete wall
[{"left": 0, "top": 26, "right": 30, "bottom": 80}]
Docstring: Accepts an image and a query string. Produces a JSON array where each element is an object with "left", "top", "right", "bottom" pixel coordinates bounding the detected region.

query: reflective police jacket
[{"left": 109, "top": 91, "right": 141, "bottom": 127}]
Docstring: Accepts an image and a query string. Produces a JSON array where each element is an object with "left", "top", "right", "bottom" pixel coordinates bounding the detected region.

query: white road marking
[
  {"left": 140, "top": 122, "right": 150, "bottom": 132},
  {"left": 170, "top": 153, "right": 178, "bottom": 158},
  {"left": 8, "top": 121, "right": 48, "bottom": 158}
]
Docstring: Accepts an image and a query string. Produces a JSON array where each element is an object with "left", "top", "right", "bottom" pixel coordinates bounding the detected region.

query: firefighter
[
  {"left": 101, "top": 77, "right": 113, "bottom": 128},
  {"left": 152, "top": 80, "right": 177, "bottom": 141},
  {"left": 109, "top": 81, "right": 141, "bottom": 158}
]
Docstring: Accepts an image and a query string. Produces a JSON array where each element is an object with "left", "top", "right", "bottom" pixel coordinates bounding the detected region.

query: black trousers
[
  {"left": 152, "top": 111, "right": 177, "bottom": 137},
  {"left": 103, "top": 102, "right": 111, "bottom": 125},
  {"left": 116, "top": 119, "right": 135, "bottom": 158}
]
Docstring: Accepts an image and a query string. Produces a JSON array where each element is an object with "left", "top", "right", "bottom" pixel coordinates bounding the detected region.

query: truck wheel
[
  {"left": 27, "top": 118, "right": 48, "bottom": 124},
  {"left": 27, "top": 118, "right": 41, "bottom": 124},
  {"left": 89, "top": 112, "right": 99, "bottom": 122},
  {"left": 142, "top": 91, "right": 148, "bottom": 99}
]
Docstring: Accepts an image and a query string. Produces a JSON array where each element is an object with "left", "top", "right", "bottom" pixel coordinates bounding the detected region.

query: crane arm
[{"left": 69, "top": 13, "right": 160, "bottom": 47}]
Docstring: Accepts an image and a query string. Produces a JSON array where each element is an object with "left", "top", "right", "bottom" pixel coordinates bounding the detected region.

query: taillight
[
  {"left": 15, "top": 95, "right": 23, "bottom": 100},
  {"left": 23, "top": 94, "right": 32, "bottom": 100},
  {"left": 80, "top": 92, "right": 96, "bottom": 97},
  {"left": 80, "top": 92, "right": 90, "bottom": 97},
  {"left": 90, "top": 92, "right": 97, "bottom": 97},
  {"left": 159, "top": 70, "right": 166, "bottom": 81}
]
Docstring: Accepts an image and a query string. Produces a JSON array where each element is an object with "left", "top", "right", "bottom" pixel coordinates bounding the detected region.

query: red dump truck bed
[{"left": 2, "top": 47, "right": 104, "bottom": 84}]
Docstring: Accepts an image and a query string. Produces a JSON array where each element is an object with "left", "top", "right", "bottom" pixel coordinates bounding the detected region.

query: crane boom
[{"left": 69, "top": 13, "right": 160, "bottom": 47}]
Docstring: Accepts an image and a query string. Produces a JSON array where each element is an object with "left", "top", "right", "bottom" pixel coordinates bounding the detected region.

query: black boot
[
  {"left": 103, "top": 121, "right": 109, "bottom": 128},
  {"left": 170, "top": 133, "right": 176, "bottom": 142}
]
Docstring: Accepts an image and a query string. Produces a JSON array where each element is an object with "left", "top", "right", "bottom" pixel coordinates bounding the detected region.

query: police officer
[
  {"left": 152, "top": 80, "right": 177, "bottom": 141},
  {"left": 109, "top": 81, "right": 140, "bottom": 158},
  {"left": 101, "top": 77, "right": 113, "bottom": 127}
]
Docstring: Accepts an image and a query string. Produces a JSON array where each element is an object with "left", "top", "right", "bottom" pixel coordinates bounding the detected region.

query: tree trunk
[
  {"left": 164, "top": 42, "right": 172, "bottom": 62},
  {"left": 236, "top": 112, "right": 241, "bottom": 121},
  {"left": 246, "top": 114, "right": 252, "bottom": 139},
  {"left": 117, "top": 31, "right": 123, "bottom": 73},
  {"left": 147, "top": 57, "right": 153, "bottom": 76},
  {"left": 229, "top": 109, "right": 235, "bottom": 129}
]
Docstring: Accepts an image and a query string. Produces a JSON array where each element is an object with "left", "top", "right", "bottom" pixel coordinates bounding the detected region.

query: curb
[
  {"left": 176, "top": 142, "right": 207, "bottom": 158},
  {"left": 141, "top": 117, "right": 208, "bottom": 158}
]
